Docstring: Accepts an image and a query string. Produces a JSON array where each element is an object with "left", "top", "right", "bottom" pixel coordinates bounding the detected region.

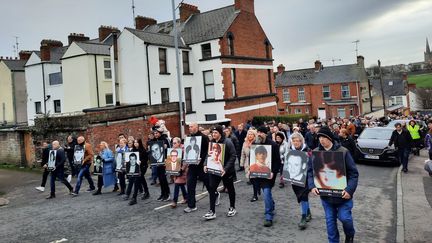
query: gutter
[
  {"left": 94, "top": 55, "right": 100, "bottom": 107},
  {"left": 145, "top": 43, "right": 152, "bottom": 105}
]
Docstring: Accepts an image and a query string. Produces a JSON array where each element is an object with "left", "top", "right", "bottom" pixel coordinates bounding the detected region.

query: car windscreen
[
  {"left": 387, "top": 120, "right": 425, "bottom": 128},
  {"left": 359, "top": 129, "right": 393, "bottom": 139}
]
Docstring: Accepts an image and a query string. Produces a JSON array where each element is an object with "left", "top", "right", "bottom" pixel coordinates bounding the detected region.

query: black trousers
[
  {"left": 41, "top": 168, "right": 50, "bottom": 187},
  {"left": 97, "top": 175, "right": 103, "bottom": 191},
  {"left": 126, "top": 176, "right": 142, "bottom": 199},
  {"left": 117, "top": 171, "right": 126, "bottom": 193},
  {"left": 157, "top": 166, "right": 170, "bottom": 197},
  {"left": 187, "top": 164, "right": 210, "bottom": 208},
  {"left": 208, "top": 173, "right": 236, "bottom": 213},
  {"left": 140, "top": 166, "right": 149, "bottom": 194},
  {"left": 50, "top": 170, "right": 73, "bottom": 194}
]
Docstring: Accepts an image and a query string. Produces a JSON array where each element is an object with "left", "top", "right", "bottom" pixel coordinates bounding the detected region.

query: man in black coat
[
  {"left": 35, "top": 141, "right": 51, "bottom": 192},
  {"left": 184, "top": 122, "right": 210, "bottom": 213},
  {"left": 389, "top": 123, "right": 412, "bottom": 172},
  {"left": 254, "top": 126, "right": 281, "bottom": 227},
  {"left": 47, "top": 141, "right": 74, "bottom": 199}
]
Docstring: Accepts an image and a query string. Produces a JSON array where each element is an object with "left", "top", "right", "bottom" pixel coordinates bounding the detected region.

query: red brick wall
[
  {"left": 221, "top": 68, "right": 272, "bottom": 99},
  {"left": 227, "top": 104, "right": 277, "bottom": 126}
]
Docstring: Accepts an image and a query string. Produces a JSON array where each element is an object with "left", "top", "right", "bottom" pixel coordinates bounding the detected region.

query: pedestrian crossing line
[{"left": 153, "top": 180, "right": 242, "bottom": 211}]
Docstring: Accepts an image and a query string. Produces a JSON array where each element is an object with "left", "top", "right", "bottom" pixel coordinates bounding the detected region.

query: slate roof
[
  {"left": 76, "top": 42, "right": 110, "bottom": 55},
  {"left": 129, "top": 5, "right": 239, "bottom": 47},
  {"left": 2, "top": 59, "right": 26, "bottom": 71},
  {"left": 275, "top": 64, "right": 367, "bottom": 87},
  {"left": 370, "top": 78, "right": 406, "bottom": 97},
  {"left": 49, "top": 46, "right": 68, "bottom": 63}
]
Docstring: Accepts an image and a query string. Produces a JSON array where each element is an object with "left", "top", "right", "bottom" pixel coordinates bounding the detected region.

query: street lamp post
[
  {"left": 171, "top": 0, "right": 186, "bottom": 138},
  {"left": 378, "top": 60, "right": 387, "bottom": 116}
]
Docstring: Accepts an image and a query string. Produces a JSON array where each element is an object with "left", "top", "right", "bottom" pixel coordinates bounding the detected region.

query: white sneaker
[
  {"left": 184, "top": 207, "right": 197, "bottom": 213},
  {"left": 35, "top": 186, "right": 45, "bottom": 192},
  {"left": 215, "top": 192, "right": 221, "bottom": 206},
  {"left": 203, "top": 211, "right": 216, "bottom": 220},
  {"left": 66, "top": 175, "right": 72, "bottom": 183},
  {"left": 227, "top": 207, "right": 237, "bottom": 217}
]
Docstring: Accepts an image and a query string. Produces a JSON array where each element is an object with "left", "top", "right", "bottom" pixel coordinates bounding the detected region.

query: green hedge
[{"left": 252, "top": 114, "right": 310, "bottom": 126}]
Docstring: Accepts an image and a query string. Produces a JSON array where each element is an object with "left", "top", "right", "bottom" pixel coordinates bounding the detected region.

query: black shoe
[
  {"left": 345, "top": 236, "right": 354, "bottom": 243},
  {"left": 279, "top": 183, "right": 285, "bottom": 188},
  {"left": 298, "top": 216, "right": 307, "bottom": 230},
  {"left": 150, "top": 181, "right": 156, "bottom": 185},
  {"left": 112, "top": 187, "right": 119, "bottom": 192},
  {"left": 237, "top": 167, "right": 244, "bottom": 172},
  {"left": 141, "top": 192, "right": 150, "bottom": 200},
  {"left": 117, "top": 191, "right": 125, "bottom": 196},
  {"left": 306, "top": 210, "right": 312, "bottom": 222},
  {"left": 264, "top": 220, "right": 273, "bottom": 227},
  {"left": 157, "top": 195, "right": 164, "bottom": 201},
  {"left": 246, "top": 181, "right": 252, "bottom": 185},
  {"left": 46, "top": 194, "right": 56, "bottom": 199},
  {"left": 93, "top": 190, "right": 102, "bottom": 196},
  {"left": 129, "top": 198, "right": 137, "bottom": 206},
  {"left": 250, "top": 196, "right": 258, "bottom": 202}
]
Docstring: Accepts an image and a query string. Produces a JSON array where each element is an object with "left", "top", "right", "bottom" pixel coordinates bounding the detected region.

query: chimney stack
[
  {"left": 135, "top": 16, "right": 157, "bottom": 30},
  {"left": 277, "top": 64, "right": 285, "bottom": 75},
  {"left": 98, "top": 26, "right": 120, "bottom": 42},
  {"left": 235, "top": 0, "right": 255, "bottom": 14},
  {"left": 357, "top": 55, "right": 365, "bottom": 68},
  {"left": 40, "top": 40, "right": 63, "bottom": 61},
  {"left": 19, "top": 51, "right": 32, "bottom": 61},
  {"left": 314, "top": 60, "right": 322, "bottom": 72},
  {"left": 179, "top": 3, "right": 200, "bottom": 22},
  {"left": 68, "top": 33, "right": 90, "bottom": 45}
]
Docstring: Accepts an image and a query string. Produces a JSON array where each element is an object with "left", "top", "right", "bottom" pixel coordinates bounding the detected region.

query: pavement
[
  {"left": 399, "top": 150, "right": 432, "bottom": 243},
  {"left": 0, "top": 162, "right": 398, "bottom": 243}
]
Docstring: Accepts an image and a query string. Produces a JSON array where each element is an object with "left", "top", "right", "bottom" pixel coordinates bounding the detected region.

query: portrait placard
[
  {"left": 125, "top": 152, "right": 140, "bottom": 177},
  {"left": 115, "top": 152, "right": 125, "bottom": 172},
  {"left": 183, "top": 136, "right": 202, "bottom": 164},
  {"left": 93, "top": 155, "right": 103, "bottom": 175},
  {"left": 206, "top": 142, "right": 225, "bottom": 176},
  {"left": 149, "top": 141, "right": 165, "bottom": 166},
  {"left": 73, "top": 145, "right": 84, "bottom": 165},
  {"left": 312, "top": 151, "right": 347, "bottom": 197},
  {"left": 283, "top": 150, "right": 309, "bottom": 187},
  {"left": 249, "top": 145, "right": 272, "bottom": 179},
  {"left": 47, "top": 150, "right": 56, "bottom": 171},
  {"left": 165, "top": 148, "right": 182, "bottom": 176}
]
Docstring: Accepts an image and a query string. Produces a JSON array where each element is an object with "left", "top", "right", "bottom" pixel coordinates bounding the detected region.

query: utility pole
[
  {"left": 13, "top": 36, "right": 19, "bottom": 58},
  {"left": 352, "top": 40, "right": 360, "bottom": 57},
  {"left": 172, "top": 0, "right": 185, "bottom": 138},
  {"left": 132, "top": 0, "right": 136, "bottom": 27},
  {"left": 378, "top": 60, "right": 387, "bottom": 116}
]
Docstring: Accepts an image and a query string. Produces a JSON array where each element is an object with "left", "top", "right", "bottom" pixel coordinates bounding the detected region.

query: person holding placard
[
  {"left": 47, "top": 141, "right": 74, "bottom": 199},
  {"left": 71, "top": 136, "right": 95, "bottom": 196},
  {"left": 152, "top": 128, "right": 171, "bottom": 202},
  {"left": 124, "top": 152, "right": 141, "bottom": 205},
  {"left": 93, "top": 142, "right": 116, "bottom": 196},
  {"left": 134, "top": 139, "right": 150, "bottom": 200},
  {"left": 203, "top": 125, "right": 237, "bottom": 220},
  {"left": 307, "top": 126, "right": 358, "bottom": 243},
  {"left": 254, "top": 126, "right": 281, "bottom": 227},
  {"left": 240, "top": 129, "right": 260, "bottom": 202},
  {"left": 115, "top": 138, "right": 128, "bottom": 196}
]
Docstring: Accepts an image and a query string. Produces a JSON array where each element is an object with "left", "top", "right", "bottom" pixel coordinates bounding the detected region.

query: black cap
[{"left": 317, "top": 126, "right": 334, "bottom": 142}]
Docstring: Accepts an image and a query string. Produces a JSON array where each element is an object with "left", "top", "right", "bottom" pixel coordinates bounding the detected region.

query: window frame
[
  {"left": 337, "top": 107, "right": 346, "bottom": 118},
  {"left": 201, "top": 43, "right": 212, "bottom": 59},
  {"left": 322, "top": 86, "right": 331, "bottom": 99},
  {"left": 161, "top": 88, "right": 169, "bottom": 104},
  {"left": 35, "top": 102, "right": 42, "bottom": 114},
  {"left": 227, "top": 32, "right": 234, "bottom": 56},
  {"left": 48, "top": 72, "right": 63, "bottom": 85},
  {"left": 231, "top": 69, "right": 237, "bottom": 98},
  {"left": 105, "top": 93, "right": 113, "bottom": 105},
  {"left": 159, "top": 48, "right": 168, "bottom": 74},
  {"left": 341, "top": 84, "right": 350, "bottom": 99},
  {"left": 205, "top": 114, "right": 217, "bottom": 121},
  {"left": 103, "top": 59, "right": 112, "bottom": 80},
  {"left": 282, "top": 88, "right": 290, "bottom": 102},
  {"left": 53, "top": 100, "right": 61, "bottom": 113},
  {"left": 298, "top": 87, "right": 305, "bottom": 102},
  {"left": 203, "top": 70, "right": 215, "bottom": 100},
  {"left": 185, "top": 87, "right": 193, "bottom": 113}
]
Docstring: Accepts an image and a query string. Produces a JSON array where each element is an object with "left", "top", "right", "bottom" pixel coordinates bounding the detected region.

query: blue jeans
[
  {"left": 398, "top": 148, "right": 410, "bottom": 170},
  {"left": 321, "top": 199, "right": 355, "bottom": 243},
  {"left": 74, "top": 164, "right": 95, "bottom": 193},
  {"left": 262, "top": 187, "right": 275, "bottom": 221},
  {"left": 173, "top": 183, "right": 188, "bottom": 203}
]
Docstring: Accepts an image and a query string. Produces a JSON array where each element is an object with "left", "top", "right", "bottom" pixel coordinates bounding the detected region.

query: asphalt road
[{"left": 0, "top": 162, "right": 397, "bottom": 243}]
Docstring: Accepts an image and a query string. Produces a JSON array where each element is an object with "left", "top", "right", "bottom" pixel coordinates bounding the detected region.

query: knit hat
[
  {"left": 211, "top": 125, "right": 224, "bottom": 136},
  {"left": 257, "top": 125, "right": 269, "bottom": 134},
  {"left": 317, "top": 126, "right": 334, "bottom": 142}
]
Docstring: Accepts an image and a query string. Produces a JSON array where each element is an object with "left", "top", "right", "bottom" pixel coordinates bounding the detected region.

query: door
[{"left": 318, "top": 108, "right": 326, "bottom": 120}]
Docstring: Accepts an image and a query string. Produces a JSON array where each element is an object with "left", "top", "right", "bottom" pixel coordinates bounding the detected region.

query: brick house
[
  {"left": 275, "top": 56, "right": 372, "bottom": 120},
  {"left": 116, "top": 0, "right": 277, "bottom": 125}
]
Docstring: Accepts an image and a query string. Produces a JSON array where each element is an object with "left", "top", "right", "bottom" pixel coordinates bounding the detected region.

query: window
[
  {"left": 205, "top": 114, "right": 217, "bottom": 121},
  {"left": 182, "top": 51, "right": 190, "bottom": 74},
  {"left": 282, "top": 88, "right": 290, "bottom": 102},
  {"left": 337, "top": 108, "right": 345, "bottom": 118},
  {"left": 185, "top": 88, "right": 193, "bottom": 113},
  {"left": 49, "top": 72, "right": 62, "bottom": 85},
  {"left": 295, "top": 108, "right": 302, "bottom": 114},
  {"left": 264, "top": 39, "right": 271, "bottom": 59},
  {"left": 201, "top": 43, "right": 212, "bottom": 59},
  {"left": 35, "top": 102, "right": 42, "bottom": 114},
  {"left": 341, "top": 85, "right": 350, "bottom": 98},
  {"left": 396, "top": 96, "right": 403, "bottom": 105},
  {"left": 267, "top": 69, "right": 273, "bottom": 93},
  {"left": 53, "top": 100, "right": 61, "bottom": 113},
  {"left": 161, "top": 88, "right": 169, "bottom": 104},
  {"left": 227, "top": 32, "right": 234, "bottom": 56},
  {"left": 298, "top": 87, "right": 305, "bottom": 101},
  {"left": 104, "top": 60, "right": 112, "bottom": 79},
  {"left": 159, "top": 48, "right": 167, "bottom": 74},
  {"left": 322, "top": 86, "right": 330, "bottom": 99},
  {"left": 105, "top": 93, "right": 113, "bottom": 105},
  {"left": 231, "top": 69, "right": 237, "bottom": 97},
  {"left": 203, "top": 71, "right": 215, "bottom": 100}
]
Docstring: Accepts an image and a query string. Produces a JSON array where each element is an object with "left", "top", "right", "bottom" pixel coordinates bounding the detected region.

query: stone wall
[{"left": 0, "top": 130, "right": 25, "bottom": 166}]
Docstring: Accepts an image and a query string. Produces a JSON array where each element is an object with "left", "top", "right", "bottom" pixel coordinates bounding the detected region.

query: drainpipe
[
  {"left": 11, "top": 72, "right": 17, "bottom": 124},
  {"left": 356, "top": 80, "right": 361, "bottom": 115},
  {"left": 41, "top": 63, "right": 47, "bottom": 114},
  {"left": 145, "top": 43, "right": 152, "bottom": 105},
  {"left": 94, "top": 55, "right": 100, "bottom": 107}
]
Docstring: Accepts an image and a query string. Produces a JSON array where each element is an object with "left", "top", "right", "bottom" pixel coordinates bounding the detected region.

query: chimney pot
[
  {"left": 98, "top": 25, "right": 120, "bottom": 42},
  {"left": 357, "top": 55, "right": 365, "bottom": 67},
  {"left": 135, "top": 16, "right": 157, "bottom": 30},
  {"left": 235, "top": 0, "right": 255, "bottom": 14},
  {"left": 179, "top": 3, "right": 200, "bottom": 22},
  {"left": 68, "top": 33, "right": 90, "bottom": 45},
  {"left": 314, "top": 60, "right": 322, "bottom": 71},
  {"left": 40, "top": 39, "right": 63, "bottom": 61}
]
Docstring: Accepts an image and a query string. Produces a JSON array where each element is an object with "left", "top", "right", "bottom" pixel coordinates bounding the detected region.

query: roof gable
[
  {"left": 125, "top": 28, "right": 188, "bottom": 48},
  {"left": 62, "top": 42, "right": 86, "bottom": 59},
  {"left": 1, "top": 60, "right": 26, "bottom": 71},
  {"left": 25, "top": 52, "right": 41, "bottom": 66}
]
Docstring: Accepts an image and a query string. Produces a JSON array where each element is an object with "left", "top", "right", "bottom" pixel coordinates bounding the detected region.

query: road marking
[{"left": 154, "top": 180, "right": 242, "bottom": 211}]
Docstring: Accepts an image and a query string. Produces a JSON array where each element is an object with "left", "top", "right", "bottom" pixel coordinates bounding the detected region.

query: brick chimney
[
  {"left": 314, "top": 60, "right": 322, "bottom": 72},
  {"left": 68, "top": 33, "right": 90, "bottom": 45},
  {"left": 179, "top": 3, "right": 200, "bottom": 22},
  {"left": 135, "top": 16, "right": 157, "bottom": 30},
  {"left": 277, "top": 64, "right": 285, "bottom": 75},
  {"left": 18, "top": 51, "right": 32, "bottom": 61},
  {"left": 98, "top": 26, "right": 119, "bottom": 42},
  {"left": 40, "top": 40, "right": 63, "bottom": 61},
  {"left": 235, "top": 0, "right": 255, "bottom": 14},
  {"left": 357, "top": 55, "right": 365, "bottom": 68}
]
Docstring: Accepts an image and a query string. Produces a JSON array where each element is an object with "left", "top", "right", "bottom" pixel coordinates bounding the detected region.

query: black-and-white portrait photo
[
  {"left": 47, "top": 150, "right": 56, "bottom": 171},
  {"left": 73, "top": 145, "right": 84, "bottom": 165},
  {"left": 283, "top": 150, "right": 309, "bottom": 187},
  {"left": 183, "top": 136, "right": 201, "bottom": 164},
  {"left": 149, "top": 141, "right": 165, "bottom": 166},
  {"left": 115, "top": 152, "right": 124, "bottom": 172},
  {"left": 93, "top": 155, "right": 103, "bottom": 175},
  {"left": 125, "top": 152, "right": 140, "bottom": 176}
]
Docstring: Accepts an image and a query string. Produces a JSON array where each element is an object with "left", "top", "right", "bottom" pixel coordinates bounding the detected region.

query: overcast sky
[{"left": 1, "top": 0, "right": 431, "bottom": 70}]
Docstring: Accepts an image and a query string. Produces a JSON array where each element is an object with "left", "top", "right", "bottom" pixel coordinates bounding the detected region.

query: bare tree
[{"left": 416, "top": 88, "right": 432, "bottom": 109}]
